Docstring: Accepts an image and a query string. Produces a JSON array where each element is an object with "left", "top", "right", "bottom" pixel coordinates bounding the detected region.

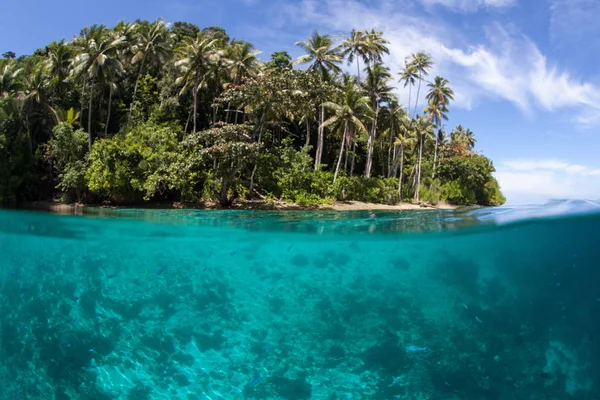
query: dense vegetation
[{"left": 0, "top": 21, "right": 505, "bottom": 207}]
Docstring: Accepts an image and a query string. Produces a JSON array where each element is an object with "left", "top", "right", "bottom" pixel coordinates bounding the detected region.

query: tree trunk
[
  {"left": 249, "top": 105, "right": 269, "bottom": 195},
  {"left": 184, "top": 108, "right": 192, "bottom": 133},
  {"left": 413, "top": 79, "right": 422, "bottom": 119},
  {"left": 105, "top": 83, "right": 113, "bottom": 135},
  {"left": 80, "top": 81, "right": 86, "bottom": 127},
  {"left": 128, "top": 54, "right": 146, "bottom": 124},
  {"left": 193, "top": 87, "right": 198, "bottom": 134},
  {"left": 314, "top": 104, "right": 325, "bottom": 170},
  {"left": 226, "top": 102, "right": 231, "bottom": 123},
  {"left": 350, "top": 140, "right": 356, "bottom": 177},
  {"left": 414, "top": 134, "right": 423, "bottom": 201},
  {"left": 365, "top": 101, "right": 379, "bottom": 178},
  {"left": 356, "top": 58, "right": 361, "bottom": 83},
  {"left": 305, "top": 120, "right": 310, "bottom": 147},
  {"left": 334, "top": 121, "right": 348, "bottom": 184},
  {"left": 432, "top": 134, "right": 439, "bottom": 179},
  {"left": 407, "top": 84, "right": 412, "bottom": 118},
  {"left": 398, "top": 143, "right": 405, "bottom": 199},
  {"left": 387, "top": 124, "right": 394, "bottom": 177},
  {"left": 88, "top": 80, "right": 94, "bottom": 151}
]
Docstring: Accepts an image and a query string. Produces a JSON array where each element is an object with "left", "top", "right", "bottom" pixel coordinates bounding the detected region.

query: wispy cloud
[
  {"left": 550, "top": 0, "right": 600, "bottom": 52},
  {"left": 419, "top": 0, "right": 517, "bottom": 12},
  {"left": 495, "top": 159, "right": 600, "bottom": 203},
  {"left": 277, "top": 0, "right": 600, "bottom": 126}
]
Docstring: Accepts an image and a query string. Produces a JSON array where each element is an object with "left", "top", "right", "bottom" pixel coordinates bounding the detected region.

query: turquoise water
[{"left": 1, "top": 202, "right": 600, "bottom": 400}]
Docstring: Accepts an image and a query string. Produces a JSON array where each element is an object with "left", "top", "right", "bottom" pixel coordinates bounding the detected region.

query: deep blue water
[{"left": 1, "top": 201, "right": 599, "bottom": 400}]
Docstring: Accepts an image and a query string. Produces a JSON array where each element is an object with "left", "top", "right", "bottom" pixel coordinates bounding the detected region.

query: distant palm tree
[
  {"left": 413, "top": 115, "right": 434, "bottom": 201},
  {"left": 362, "top": 62, "right": 393, "bottom": 178},
  {"left": 396, "top": 117, "right": 416, "bottom": 199},
  {"left": 174, "top": 32, "right": 220, "bottom": 133},
  {"left": 128, "top": 19, "right": 173, "bottom": 123},
  {"left": 425, "top": 76, "right": 453, "bottom": 178},
  {"left": 398, "top": 61, "right": 418, "bottom": 117},
  {"left": 341, "top": 30, "right": 368, "bottom": 82},
  {"left": 380, "top": 99, "right": 408, "bottom": 177},
  {"left": 364, "top": 28, "right": 390, "bottom": 66},
  {"left": 294, "top": 31, "right": 343, "bottom": 170},
  {"left": 322, "top": 75, "right": 372, "bottom": 182},
  {"left": 408, "top": 52, "right": 433, "bottom": 118}
]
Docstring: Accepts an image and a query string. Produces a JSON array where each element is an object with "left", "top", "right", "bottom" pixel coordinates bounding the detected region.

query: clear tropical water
[{"left": 1, "top": 201, "right": 600, "bottom": 400}]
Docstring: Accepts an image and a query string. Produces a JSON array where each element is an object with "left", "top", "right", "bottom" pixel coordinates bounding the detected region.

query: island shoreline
[{"left": 18, "top": 199, "right": 460, "bottom": 214}]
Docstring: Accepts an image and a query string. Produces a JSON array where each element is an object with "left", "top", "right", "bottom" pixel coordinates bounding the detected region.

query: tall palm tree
[
  {"left": 128, "top": 19, "right": 173, "bottom": 123},
  {"left": 341, "top": 30, "right": 368, "bottom": 82},
  {"left": 174, "top": 32, "right": 219, "bottom": 133},
  {"left": 364, "top": 28, "right": 390, "bottom": 66},
  {"left": 396, "top": 117, "right": 416, "bottom": 199},
  {"left": 0, "top": 60, "right": 23, "bottom": 98},
  {"left": 71, "top": 25, "right": 125, "bottom": 150},
  {"left": 45, "top": 40, "right": 71, "bottom": 105},
  {"left": 226, "top": 40, "right": 260, "bottom": 123},
  {"left": 380, "top": 99, "right": 408, "bottom": 178},
  {"left": 362, "top": 62, "right": 393, "bottom": 178},
  {"left": 293, "top": 31, "right": 342, "bottom": 170},
  {"left": 398, "top": 61, "right": 418, "bottom": 117},
  {"left": 408, "top": 52, "right": 433, "bottom": 118},
  {"left": 321, "top": 75, "right": 372, "bottom": 183},
  {"left": 425, "top": 76, "right": 453, "bottom": 178},
  {"left": 413, "top": 115, "right": 434, "bottom": 201}
]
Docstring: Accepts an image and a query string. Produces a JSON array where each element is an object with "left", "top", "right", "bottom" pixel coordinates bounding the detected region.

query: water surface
[{"left": 1, "top": 201, "right": 599, "bottom": 399}]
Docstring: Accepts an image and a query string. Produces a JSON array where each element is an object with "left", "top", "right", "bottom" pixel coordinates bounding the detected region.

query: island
[{"left": 0, "top": 21, "right": 505, "bottom": 209}]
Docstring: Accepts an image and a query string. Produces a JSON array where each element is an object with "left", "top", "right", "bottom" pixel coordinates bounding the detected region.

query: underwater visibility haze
[{"left": 1, "top": 201, "right": 600, "bottom": 399}]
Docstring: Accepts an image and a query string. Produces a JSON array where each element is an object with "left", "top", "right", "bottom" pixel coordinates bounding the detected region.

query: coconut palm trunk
[
  {"left": 305, "top": 120, "right": 310, "bottom": 147},
  {"left": 365, "top": 101, "right": 379, "bottom": 178},
  {"left": 398, "top": 144, "right": 405, "bottom": 199},
  {"left": 414, "top": 134, "right": 424, "bottom": 201},
  {"left": 314, "top": 104, "right": 325, "bottom": 170},
  {"left": 413, "top": 79, "right": 422, "bottom": 119},
  {"left": 105, "top": 83, "right": 113, "bottom": 135},
  {"left": 128, "top": 54, "right": 146, "bottom": 123},
  {"left": 87, "top": 80, "right": 94, "bottom": 151},
  {"left": 334, "top": 121, "right": 348, "bottom": 183}
]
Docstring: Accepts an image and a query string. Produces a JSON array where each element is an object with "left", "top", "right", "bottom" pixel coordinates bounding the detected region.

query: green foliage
[
  {"left": 437, "top": 154, "right": 505, "bottom": 205},
  {"left": 47, "top": 123, "right": 88, "bottom": 201},
  {"left": 87, "top": 122, "right": 182, "bottom": 202},
  {"left": 334, "top": 175, "right": 399, "bottom": 204}
]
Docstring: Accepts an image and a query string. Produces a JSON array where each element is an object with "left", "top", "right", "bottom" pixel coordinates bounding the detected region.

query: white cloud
[
  {"left": 420, "top": 0, "right": 517, "bottom": 12},
  {"left": 279, "top": 0, "right": 600, "bottom": 126},
  {"left": 496, "top": 159, "right": 600, "bottom": 204}
]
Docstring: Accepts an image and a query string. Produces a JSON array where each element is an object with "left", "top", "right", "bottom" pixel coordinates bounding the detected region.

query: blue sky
[{"left": 2, "top": 0, "right": 599, "bottom": 204}]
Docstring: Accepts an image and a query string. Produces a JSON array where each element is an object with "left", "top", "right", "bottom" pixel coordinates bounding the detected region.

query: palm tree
[
  {"left": 128, "top": 19, "right": 173, "bottom": 123},
  {"left": 293, "top": 31, "right": 343, "bottom": 170},
  {"left": 398, "top": 61, "right": 418, "bottom": 117},
  {"left": 71, "top": 25, "right": 125, "bottom": 149},
  {"left": 341, "top": 30, "right": 368, "bottom": 82},
  {"left": 364, "top": 28, "right": 390, "bottom": 66},
  {"left": 225, "top": 40, "right": 260, "bottom": 123},
  {"left": 45, "top": 40, "right": 71, "bottom": 104},
  {"left": 396, "top": 117, "right": 416, "bottom": 199},
  {"left": 321, "top": 75, "right": 372, "bottom": 183},
  {"left": 0, "top": 61, "right": 22, "bottom": 98},
  {"left": 425, "top": 76, "right": 453, "bottom": 178},
  {"left": 380, "top": 99, "right": 408, "bottom": 177},
  {"left": 413, "top": 115, "right": 434, "bottom": 201},
  {"left": 450, "top": 125, "right": 476, "bottom": 155},
  {"left": 408, "top": 52, "right": 433, "bottom": 118},
  {"left": 362, "top": 62, "right": 393, "bottom": 178},
  {"left": 174, "top": 32, "right": 219, "bottom": 133}
]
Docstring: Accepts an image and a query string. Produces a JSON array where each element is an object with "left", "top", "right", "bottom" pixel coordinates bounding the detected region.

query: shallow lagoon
[{"left": 1, "top": 202, "right": 599, "bottom": 399}]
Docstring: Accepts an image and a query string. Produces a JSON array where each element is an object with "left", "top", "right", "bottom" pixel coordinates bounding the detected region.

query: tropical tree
[
  {"left": 322, "top": 75, "right": 372, "bottom": 182},
  {"left": 413, "top": 115, "right": 434, "bottom": 201},
  {"left": 396, "top": 117, "right": 416, "bottom": 198},
  {"left": 45, "top": 40, "right": 71, "bottom": 104},
  {"left": 71, "top": 25, "right": 125, "bottom": 149},
  {"left": 293, "top": 31, "right": 343, "bottom": 170},
  {"left": 341, "top": 30, "right": 368, "bottom": 82},
  {"left": 128, "top": 19, "right": 173, "bottom": 122},
  {"left": 408, "top": 52, "right": 433, "bottom": 118},
  {"left": 364, "top": 28, "right": 390, "bottom": 65},
  {"left": 174, "top": 32, "right": 220, "bottom": 133},
  {"left": 0, "top": 60, "right": 22, "bottom": 98},
  {"left": 398, "top": 61, "right": 418, "bottom": 117},
  {"left": 380, "top": 99, "right": 408, "bottom": 178},
  {"left": 425, "top": 76, "right": 453, "bottom": 178},
  {"left": 362, "top": 62, "right": 393, "bottom": 178}
]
